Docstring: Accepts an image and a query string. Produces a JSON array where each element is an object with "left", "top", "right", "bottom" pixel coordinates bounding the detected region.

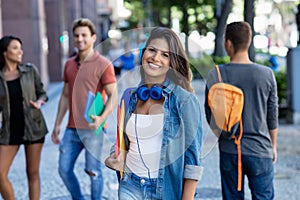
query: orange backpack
[{"left": 208, "top": 65, "right": 244, "bottom": 191}]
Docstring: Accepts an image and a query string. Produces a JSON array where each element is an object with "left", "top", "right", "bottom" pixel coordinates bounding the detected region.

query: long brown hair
[{"left": 141, "top": 27, "right": 194, "bottom": 92}]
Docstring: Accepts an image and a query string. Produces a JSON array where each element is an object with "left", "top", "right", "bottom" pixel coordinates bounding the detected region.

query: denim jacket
[
  {"left": 0, "top": 63, "right": 48, "bottom": 144},
  {"left": 123, "top": 80, "right": 203, "bottom": 199}
]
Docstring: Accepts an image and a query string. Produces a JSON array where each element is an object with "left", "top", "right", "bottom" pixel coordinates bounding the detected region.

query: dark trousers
[{"left": 220, "top": 151, "right": 274, "bottom": 200}]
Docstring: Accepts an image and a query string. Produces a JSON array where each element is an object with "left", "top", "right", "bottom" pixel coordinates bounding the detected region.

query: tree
[
  {"left": 124, "top": 0, "right": 216, "bottom": 34},
  {"left": 244, "top": 0, "right": 255, "bottom": 61},
  {"left": 214, "top": 0, "right": 233, "bottom": 57}
]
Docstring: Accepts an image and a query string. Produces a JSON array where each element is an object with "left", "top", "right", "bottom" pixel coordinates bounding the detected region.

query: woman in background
[{"left": 0, "top": 35, "right": 48, "bottom": 200}]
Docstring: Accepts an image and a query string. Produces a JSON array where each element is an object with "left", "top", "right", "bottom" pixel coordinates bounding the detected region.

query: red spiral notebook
[
  {"left": 115, "top": 100, "right": 126, "bottom": 179},
  {"left": 115, "top": 99, "right": 126, "bottom": 157}
]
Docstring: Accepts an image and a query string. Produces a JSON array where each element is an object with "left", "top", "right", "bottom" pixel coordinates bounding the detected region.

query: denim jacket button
[{"left": 140, "top": 179, "right": 145, "bottom": 184}]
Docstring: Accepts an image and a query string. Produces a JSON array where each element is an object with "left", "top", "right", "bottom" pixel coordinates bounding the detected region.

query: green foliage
[
  {"left": 274, "top": 70, "right": 287, "bottom": 106},
  {"left": 189, "top": 56, "right": 231, "bottom": 79},
  {"left": 123, "top": 1, "right": 144, "bottom": 28},
  {"left": 189, "top": 55, "right": 215, "bottom": 79},
  {"left": 212, "top": 56, "right": 230, "bottom": 64},
  {"left": 256, "top": 56, "right": 287, "bottom": 106},
  {"left": 255, "top": 59, "right": 272, "bottom": 67},
  {"left": 274, "top": 70, "right": 288, "bottom": 119},
  {"left": 124, "top": 0, "right": 217, "bottom": 34}
]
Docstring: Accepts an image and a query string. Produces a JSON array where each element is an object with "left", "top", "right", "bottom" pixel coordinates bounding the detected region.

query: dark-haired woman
[{"left": 0, "top": 35, "right": 48, "bottom": 200}]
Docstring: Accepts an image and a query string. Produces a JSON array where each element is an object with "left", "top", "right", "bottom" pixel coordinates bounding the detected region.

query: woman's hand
[
  {"left": 30, "top": 99, "right": 46, "bottom": 109},
  {"left": 105, "top": 151, "right": 125, "bottom": 171}
]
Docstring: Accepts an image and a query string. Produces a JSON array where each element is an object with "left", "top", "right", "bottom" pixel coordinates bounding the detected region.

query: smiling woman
[
  {"left": 105, "top": 27, "right": 204, "bottom": 200},
  {"left": 140, "top": 27, "right": 194, "bottom": 93},
  {"left": 0, "top": 35, "right": 48, "bottom": 200},
  {"left": 141, "top": 39, "right": 171, "bottom": 84},
  {"left": 3, "top": 40, "right": 23, "bottom": 64}
]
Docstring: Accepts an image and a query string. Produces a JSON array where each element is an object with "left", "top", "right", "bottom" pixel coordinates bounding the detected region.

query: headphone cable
[{"left": 134, "top": 111, "right": 154, "bottom": 199}]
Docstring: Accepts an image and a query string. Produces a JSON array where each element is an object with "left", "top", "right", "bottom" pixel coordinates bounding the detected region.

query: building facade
[{"left": 0, "top": 0, "right": 115, "bottom": 84}]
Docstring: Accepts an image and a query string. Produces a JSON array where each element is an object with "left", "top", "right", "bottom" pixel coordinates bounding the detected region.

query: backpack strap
[
  {"left": 215, "top": 65, "right": 222, "bottom": 82},
  {"left": 216, "top": 65, "right": 231, "bottom": 83},
  {"left": 216, "top": 64, "right": 243, "bottom": 191},
  {"left": 233, "top": 119, "right": 243, "bottom": 191}
]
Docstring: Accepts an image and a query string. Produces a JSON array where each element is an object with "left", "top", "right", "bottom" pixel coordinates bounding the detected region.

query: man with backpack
[{"left": 205, "top": 21, "right": 278, "bottom": 200}]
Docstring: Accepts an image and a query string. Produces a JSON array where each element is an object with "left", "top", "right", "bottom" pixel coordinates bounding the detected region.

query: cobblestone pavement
[{"left": 2, "top": 80, "right": 300, "bottom": 200}]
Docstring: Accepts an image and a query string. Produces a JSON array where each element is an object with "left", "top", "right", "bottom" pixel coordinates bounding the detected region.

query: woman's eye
[
  {"left": 13, "top": 47, "right": 21, "bottom": 51},
  {"left": 163, "top": 53, "right": 169, "bottom": 58},
  {"left": 148, "top": 48, "right": 155, "bottom": 52}
]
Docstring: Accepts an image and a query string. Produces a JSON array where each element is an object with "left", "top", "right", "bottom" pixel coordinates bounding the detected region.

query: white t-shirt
[{"left": 125, "top": 113, "right": 164, "bottom": 178}]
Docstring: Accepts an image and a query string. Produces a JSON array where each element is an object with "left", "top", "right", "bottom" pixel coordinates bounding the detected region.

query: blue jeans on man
[
  {"left": 58, "top": 128, "right": 104, "bottom": 200},
  {"left": 220, "top": 151, "right": 274, "bottom": 200}
]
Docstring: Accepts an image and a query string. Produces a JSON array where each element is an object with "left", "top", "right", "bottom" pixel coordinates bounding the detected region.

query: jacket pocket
[
  {"left": 30, "top": 109, "right": 44, "bottom": 133},
  {"left": 167, "top": 116, "right": 181, "bottom": 139}
]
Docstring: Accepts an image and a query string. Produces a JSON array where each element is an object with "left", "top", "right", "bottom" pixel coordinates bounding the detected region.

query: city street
[{"left": 3, "top": 79, "right": 300, "bottom": 200}]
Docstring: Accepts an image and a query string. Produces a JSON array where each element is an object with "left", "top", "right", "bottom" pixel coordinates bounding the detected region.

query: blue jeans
[
  {"left": 59, "top": 128, "right": 104, "bottom": 200},
  {"left": 220, "top": 151, "right": 274, "bottom": 200},
  {"left": 118, "top": 172, "right": 159, "bottom": 200}
]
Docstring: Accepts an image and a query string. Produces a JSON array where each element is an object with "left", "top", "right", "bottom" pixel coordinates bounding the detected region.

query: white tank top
[{"left": 125, "top": 113, "right": 164, "bottom": 178}]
